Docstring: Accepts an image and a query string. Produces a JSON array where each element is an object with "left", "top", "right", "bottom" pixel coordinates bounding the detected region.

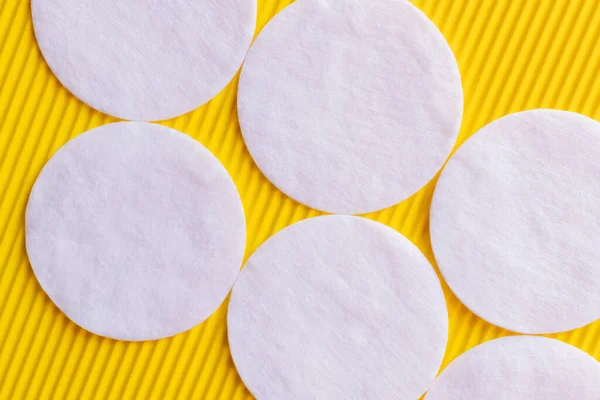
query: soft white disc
[
  {"left": 238, "top": 0, "right": 463, "bottom": 214},
  {"left": 228, "top": 215, "right": 448, "bottom": 399},
  {"left": 26, "top": 122, "right": 246, "bottom": 340},
  {"left": 425, "top": 336, "right": 600, "bottom": 400},
  {"left": 431, "top": 109, "right": 600, "bottom": 334},
  {"left": 32, "top": 0, "right": 257, "bottom": 121}
]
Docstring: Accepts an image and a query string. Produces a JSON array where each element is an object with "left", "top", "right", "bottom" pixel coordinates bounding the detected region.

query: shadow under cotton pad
[
  {"left": 238, "top": 0, "right": 463, "bottom": 214},
  {"left": 425, "top": 336, "right": 600, "bottom": 400},
  {"left": 431, "top": 109, "right": 600, "bottom": 334},
  {"left": 25, "top": 122, "right": 246, "bottom": 341},
  {"left": 31, "top": 0, "right": 257, "bottom": 121},
  {"left": 228, "top": 215, "right": 448, "bottom": 400}
]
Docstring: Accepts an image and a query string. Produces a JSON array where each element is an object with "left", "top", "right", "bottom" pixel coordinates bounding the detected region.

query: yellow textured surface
[{"left": 2, "top": 0, "right": 600, "bottom": 398}]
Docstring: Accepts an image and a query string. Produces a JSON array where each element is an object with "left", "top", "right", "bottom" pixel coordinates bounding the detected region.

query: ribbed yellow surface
[{"left": 1, "top": 0, "right": 600, "bottom": 398}]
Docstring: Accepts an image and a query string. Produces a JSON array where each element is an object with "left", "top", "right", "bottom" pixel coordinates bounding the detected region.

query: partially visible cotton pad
[
  {"left": 425, "top": 336, "right": 600, "bottom": 399},
  {"left": 31, "top": 0, "right": 257, "bottom": 121},
  {"left": 228, "top": 215, "right": 448, "bottom": 400},
  {"left": 237, "top": 0, "right": 463, "bottom": 214},
  {"left": 26, "top": 122, "right": 246, "bottom": 341},
  {"left": 431, "top": 109, "right": 600, "bottom": 334}
]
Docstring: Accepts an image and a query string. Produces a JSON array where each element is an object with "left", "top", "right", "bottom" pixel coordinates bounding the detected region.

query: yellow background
[{"left": 2, "top": 0, "right": 600, "bottom": 398}]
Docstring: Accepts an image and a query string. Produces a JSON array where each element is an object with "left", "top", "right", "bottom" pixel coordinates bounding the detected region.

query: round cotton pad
[
  {"left": 237, "top": 0, "right": 463, "bottom": 214},
  {"left": 228, "top": 215, "right": 448, "bottom": 399},
  {"left": 31, "top": 0, "right": 256, "bottom": 121},
  {"left": 431, "top": 109, "right": 600, "bottom": 334},
  {"left": 425, "top": 336, "right": 600, "bottom": 400},
  {"left": 26, "top": 122, "right": 246, "bottom": 341}
]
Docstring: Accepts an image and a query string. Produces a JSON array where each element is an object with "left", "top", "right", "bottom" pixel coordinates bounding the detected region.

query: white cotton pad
[
  {"left": 228, "top": 215, "right": 448, "bottom": 399},
  {"left": 431, "top": 109, "right": 600, "bottom": 334},
  {"left": 237, "top": 0, "right": 463, "bottom": 214},
  {"left": 425, "top": 336, "right": 600, "bottom": 400},
  {"left": 26, "top": 122, "right": 246, "bottom": 341},
  {"left": 31, "top": 0, "right": 256, "bottom": 121}
]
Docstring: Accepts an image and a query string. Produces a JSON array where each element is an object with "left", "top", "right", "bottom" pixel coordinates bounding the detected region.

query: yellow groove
[{"left": 2, "top": 0, "right": 600, "bottom": 399}]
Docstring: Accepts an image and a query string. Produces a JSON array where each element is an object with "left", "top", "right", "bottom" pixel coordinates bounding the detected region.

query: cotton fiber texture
[
  {"left": 431, "top": 109, "right": 600, "bottom": 334},
  {"left": 238, "top": 0, "right": 463, "bottom": 214},
  {"left": 32, "top": 0, "right": 257, "bottom": 121},
  {"left": 425, "top": 336, "right": 600, "bottom": 399},
  {"left": 26, "top": 122, "right": 246, "bottom": 341},
  {"left": 228, "top": 215, "right": 448, "bottom": 399}
]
